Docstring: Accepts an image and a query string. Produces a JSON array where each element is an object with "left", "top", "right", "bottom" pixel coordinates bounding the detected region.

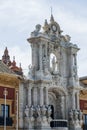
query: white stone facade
[{"left": 19, "top": 15, "right": 83, "bottom": 130}]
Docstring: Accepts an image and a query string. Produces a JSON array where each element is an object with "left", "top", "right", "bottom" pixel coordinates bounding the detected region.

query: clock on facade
[{"left": 51, "top": 24, "right": 57, "bottom": 32}]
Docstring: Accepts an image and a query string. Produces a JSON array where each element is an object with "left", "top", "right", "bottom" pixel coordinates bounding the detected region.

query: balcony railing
[
  {"left": 50, "top": 119, "right": 68, "bottom": 128},
  {"left": 0, "top": 117, "right": 13, "bottom": 126}
]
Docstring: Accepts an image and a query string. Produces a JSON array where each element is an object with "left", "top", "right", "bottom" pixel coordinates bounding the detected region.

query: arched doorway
[{"left": 48, "top": 87, "right": 66, "bottom": 120}]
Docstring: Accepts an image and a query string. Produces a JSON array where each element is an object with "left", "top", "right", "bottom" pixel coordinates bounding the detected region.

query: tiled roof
[{"left": 0, "top": 60, "right": 15, "bottom": 74}]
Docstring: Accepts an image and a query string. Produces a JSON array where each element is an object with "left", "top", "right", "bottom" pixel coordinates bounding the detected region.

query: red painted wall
[
  {"left": 80, "top": 100, "right": 87, "bottom": 110},
  {"left": 0, "top": 86, "right": 15, "bottom": 114}
]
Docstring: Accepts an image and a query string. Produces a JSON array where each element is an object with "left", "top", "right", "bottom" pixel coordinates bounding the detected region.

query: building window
[{"left": 1, "top": 104, "right": 9, "bottom": 118}]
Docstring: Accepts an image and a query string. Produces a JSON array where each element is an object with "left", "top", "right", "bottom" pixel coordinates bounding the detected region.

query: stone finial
[
  {"left": 64, "top": 35, "right": 71, "bottom": 42},
  {"left": 50, "top": 14, "right": 54, "bottom": 22},
  {"left": 44, "top": 19, "right": 48, "bottom": 26},
  {"left": 43, "top": 19, "right": 49, "bottom": 33}
]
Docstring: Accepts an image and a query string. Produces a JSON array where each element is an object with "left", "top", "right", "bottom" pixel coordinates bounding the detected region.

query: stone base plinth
[
  {"left": 69, "top": 126, "right": 82, "bottom": 130},
  {"left": 52, "top": 127, "right": 68, "bottom": 130}
]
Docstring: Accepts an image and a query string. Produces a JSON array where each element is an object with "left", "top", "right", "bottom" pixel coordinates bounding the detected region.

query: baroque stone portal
[{"left": 19, "top": 15, "right": 83, "bottom": 130}]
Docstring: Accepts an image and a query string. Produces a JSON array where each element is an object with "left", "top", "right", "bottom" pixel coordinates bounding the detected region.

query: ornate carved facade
[{"left": 19, "top": 15, "right": 83, "bottom": 130}]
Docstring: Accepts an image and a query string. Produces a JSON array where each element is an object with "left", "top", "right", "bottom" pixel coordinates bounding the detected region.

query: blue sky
[{"left": 0, "top": 0, "right": 87, "bottom": 77}]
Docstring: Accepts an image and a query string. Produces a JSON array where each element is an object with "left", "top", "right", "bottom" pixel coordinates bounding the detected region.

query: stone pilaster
[
  {"left": 76, "top": 92, "right": 80, "bottom": 110},
  {"left": 19, "top": 83, "right": 24, "bottom": 128},
  {"left": 39, "top": 43, "right": 42, "bottom": 71},
  {"left": 28, "top": 86, "right": 32, "bottom": 107},
  {"left": 40, "top": 87, "right": 43, "bottom": 106},
  {"left": 70, "top": 52, "right": 74, "bottom": 77},
  {"left": 72, "top": 92, "right": 75, "bottom": 110},
  {"left": 31, "top": 44, "right": 36, "bottom": 67},
  {"left": 33, "top": 87, "right": 37, "bottom": 105},
  {"left": 45, "top": 87, "right": 49, "bottom": 105},
  {"left": 61, "top": 96, "right": 65, "bottom": 119}
]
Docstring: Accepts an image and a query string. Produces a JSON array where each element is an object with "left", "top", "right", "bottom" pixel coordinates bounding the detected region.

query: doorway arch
[{"left": 48, "top": 87, "right": 67, "bottom": 120}]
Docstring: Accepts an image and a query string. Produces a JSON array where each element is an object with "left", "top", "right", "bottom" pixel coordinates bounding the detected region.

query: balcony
[{"left": 0, "top": 117, "right": 13, "bottom": 126}]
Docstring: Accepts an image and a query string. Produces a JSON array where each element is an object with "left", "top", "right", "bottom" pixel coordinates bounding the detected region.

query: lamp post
[
  {"left": 16, "top": 90, "right": 18, "bottom": 130},
  {"left": 3, "top": 88, "right": 8, "bottom": 130}
]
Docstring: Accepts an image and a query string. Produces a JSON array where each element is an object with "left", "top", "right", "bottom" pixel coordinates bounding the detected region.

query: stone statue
[
  {"left": 31, "top": 24, "right": 41, "bottom": 36},
  {"left": 42, "top": 56, "right": 49, "bottom": 74},
  {"left": 74, "top": 110, "right": 78, "bottom": 120},
  {"left": 24, "top": 105, "right": 29, "bottom": 117},
  {"left": 64, "top": 35, "right": 71, "bottom": 42},
  {"left": 41, "top": 105, "right": 47, "bottom": 117},
  {"left": 36, "top": 105, "right": 41, "bottom": 122},
  {"left": 41, "top": 105, "right": 47, "bottom": 122},
  {"left": 30, "top": 105, "right": 35, "bottom": 121},
  {"left": 69, "top": 109, "right": 73, "bottom": 121},
  {"left": 79, "top": 110, "right": 83, "bottom": 126},
  {"left": 36, "top": 105, "right": 41, "bottom": 117},
  {"left": 73, "top": 65, "right": 77, "bottom": 76},
  {"left": 47, "top": 106, "right": 52, "bottom": 123},
  {"left": 52, "top": 56, "right": 56, "bottom": 72},
  {"left": 47, "top": 105, "right": 52, "bottom": 118},
  {"left": 43, "top": 56, "right": 47, "bottom": 69}
]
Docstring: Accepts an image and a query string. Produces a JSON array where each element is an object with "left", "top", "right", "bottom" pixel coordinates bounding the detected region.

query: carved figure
[
  {"left": 30, "top": 105, "right": 35, "bottom": 121},
  {"left": 24, "top": 105, "right": 29, "bottom": 117},
  {"left": 79, "top": 110, "right": 83, "bottom": 126},
  {"left": 41, "top": 105, "right": 47, "bottom": 117},
  {"left": 31, "top": 24, "right": 41, "bottom": 36},
  {"left": 42, "top": 56, "right": 49, "bottom": 74},
  {"left": 52, "top": 56, "right": 56, "bottom": 72},
  {"left": 73, "top": 65, "right": 77, "bottom": 75},
  {"left": 69, "top": 109, "right": 73, "bottom": 121},
  {"left": 74, "top": 110, "right": 79, "bottom": 121},
  {"left": 36, "top": 105, "right": 41, "bottom": 117},
  {"left": 47, "top": 105, "right": 52, "bottom": 118}
]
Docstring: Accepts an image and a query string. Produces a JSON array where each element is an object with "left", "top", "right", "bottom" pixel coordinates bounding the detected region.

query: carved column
[
  {"left": 33, "top": 87, "right": 37, "bottom": 106},
  {"left": 28, "top": 86, "right": 32, "bottom": 107},
  {"left": 70, "top": 53, "right": 74, "bottom": 77},
  {"left": 39, "top": 43, "right": 42, "bottom": 71},
  {"left": 31, "top": 44, "right": 36, "bottom": 67},
  {"left": 76, "top": 92, "right": 80, "bottom": 110},
  {"left": 61, "top": 96, "right": 65, "bottom": 119},
  {"left": 19, "top": 83, "right": 24, "bottom": 128},
  {"left": 45, "top": 87, "right": 49, "bottom": 105},
  {"left": 45, "top": 43, "right": 47, "bottom": 57},
  {"left": 72, "top": 92, "right": 75, "bottom": 109},
  {"left": 40, "top": 87, "right": 43, "bottom": 106}
]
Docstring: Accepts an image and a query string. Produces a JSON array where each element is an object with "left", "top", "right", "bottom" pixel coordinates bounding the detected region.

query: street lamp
[
  {"left": 3, "top": 88, "right": 8, "bottom": 130},
  {"left": 16, "top": 90, "right": 18, "bottom": 130}
]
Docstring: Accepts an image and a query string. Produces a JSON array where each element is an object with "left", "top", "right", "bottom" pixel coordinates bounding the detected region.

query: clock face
[{"left": 52, "top": 24, "right": 57, "bottom": 32}]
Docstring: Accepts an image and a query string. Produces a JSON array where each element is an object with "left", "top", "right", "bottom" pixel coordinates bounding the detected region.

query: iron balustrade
[
  {"left": 50, "top": 120, "right": 68, "bottom": 128},
  {"left": 0, "top": 117, "right": 13, "bottom": 126}
]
